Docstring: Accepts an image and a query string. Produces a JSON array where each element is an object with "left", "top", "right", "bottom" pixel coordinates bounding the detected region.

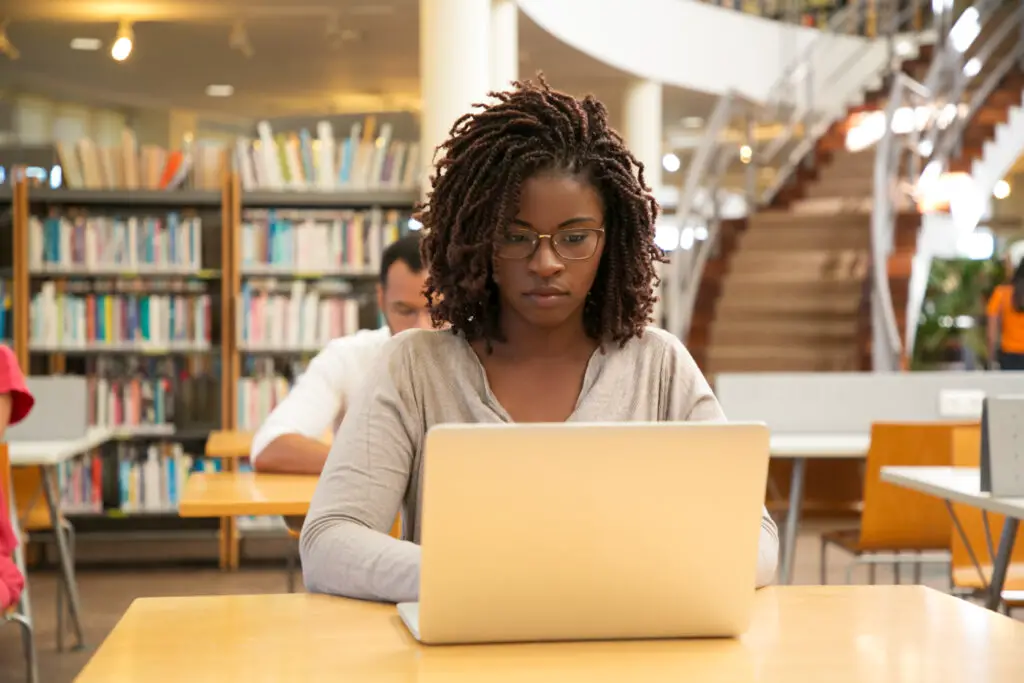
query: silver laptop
[{"left": 397, "top": 421, "right": 771, "bottom": 645}]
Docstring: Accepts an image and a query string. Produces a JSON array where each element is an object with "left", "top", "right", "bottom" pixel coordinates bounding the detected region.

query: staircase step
[
  {"left": 716, "top": 294, "right": 861, "bottom": 316},
  {"left": 705, "top": 346, "right": 860, "bottom": 373},
  {"left": 710, "top": 319, "right": 858, "bottom": 346},
  {"left": 748, "top": 210, "right": 869, "bottom": 230},
  {"left": 729, "top": 250, "right": 868, "bottom": 278},
  {"left": 719, "top": 278, "right": 863, "bottom": 300},
  {"left": 804, "top": 176, "right": 875, "bottom": 199},
  {"left": 740, "top": 225, "right": 870, "bottom": 251}
]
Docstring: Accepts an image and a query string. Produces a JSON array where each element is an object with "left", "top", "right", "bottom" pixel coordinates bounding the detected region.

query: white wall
[
  {"left": 11, "top": 94, "right": 127, "bottom": 146},
  {"left": 518, "top": 0, "right": 891, "bottom": 110}
]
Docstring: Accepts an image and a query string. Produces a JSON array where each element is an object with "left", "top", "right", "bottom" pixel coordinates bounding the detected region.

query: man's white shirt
[{"left": 249, "top": 326, "right": 392, "bottom": 463}]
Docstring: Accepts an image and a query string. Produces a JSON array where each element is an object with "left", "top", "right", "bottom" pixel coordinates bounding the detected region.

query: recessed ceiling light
[
  {"left": 70, "top": 37, "right": 102, "bottom": 51},
  {"left": 205, "top": 84, "right": 234, "bottom": 97},
  {"left": 681, "top": 116, "right": 704, "bottom": 128}
]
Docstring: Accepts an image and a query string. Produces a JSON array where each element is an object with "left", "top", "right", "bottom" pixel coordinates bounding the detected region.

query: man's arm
[
  {"left": 250, "top": 343, "right": 348, "bottom": 474},
  {"left": 252, "top": 435, "right": 330, "bottom": 475}
]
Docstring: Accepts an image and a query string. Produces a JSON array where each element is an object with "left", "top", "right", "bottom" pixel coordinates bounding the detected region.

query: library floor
[{"left": 0, "top": 522, "right": 975, "bottom": 683}]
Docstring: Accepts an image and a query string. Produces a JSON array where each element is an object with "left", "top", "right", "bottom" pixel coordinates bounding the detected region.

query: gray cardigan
[{"left": 300, "top": 327, "right": 779, "bottom": 602}]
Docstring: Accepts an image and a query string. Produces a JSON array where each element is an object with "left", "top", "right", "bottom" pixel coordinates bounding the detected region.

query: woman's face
[{"left": 492, "top": 171, "right": 606, "bottom": 331}]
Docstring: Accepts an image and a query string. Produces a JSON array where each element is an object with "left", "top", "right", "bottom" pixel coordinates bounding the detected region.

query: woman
[
  {"left": 301, "top": 77, "right": 779, "bottom": 603},
  {"left": 987, "top": 257, "right": 1024, "bottom": 371}
]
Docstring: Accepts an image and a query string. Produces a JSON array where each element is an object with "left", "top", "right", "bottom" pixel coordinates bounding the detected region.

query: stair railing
[
  {"left": 871, "top": 0, "right": 1024, "bottom": 370},
  {"left": 667, "top": 0, "right": 914, "bottom": 342}
]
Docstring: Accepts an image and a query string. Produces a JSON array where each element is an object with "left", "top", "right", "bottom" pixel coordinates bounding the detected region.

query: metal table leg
[
  {"left": 38, "top": 464, "right": 85, "bottom": 649},
  {"left": 985, "top": 518, "right": 1020, "bottom": 612},
  {"left": 780, "top": 457, "right": 807, "bottom": 585}
]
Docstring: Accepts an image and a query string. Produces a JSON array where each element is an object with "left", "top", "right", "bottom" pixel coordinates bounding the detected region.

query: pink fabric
[{"left": 0, "top": 346, "right": 33, "bottom": 610}]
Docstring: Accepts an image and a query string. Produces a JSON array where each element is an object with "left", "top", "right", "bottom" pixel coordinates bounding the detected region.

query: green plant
[{"left": 911, "top": 257, "right": 1006, "bottom": 370}]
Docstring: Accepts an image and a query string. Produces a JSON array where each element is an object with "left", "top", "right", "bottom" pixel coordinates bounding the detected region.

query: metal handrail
[{"left": 872, "top": 0, "right": 1024, "bottom": 368}]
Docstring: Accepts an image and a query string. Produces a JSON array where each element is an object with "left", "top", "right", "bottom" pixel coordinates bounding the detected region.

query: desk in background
[
  {"left": 9, "top": 425, "right": 113, "bottom": 650},
  {"left": 882, "top": 466, "right": 1024, "bottom": 610},
  {"left": 769, "top": 433, "right": 870, "bottom": 585},
  {"left": 75, "top": 586, "right": 1024, "bottom": 682}
]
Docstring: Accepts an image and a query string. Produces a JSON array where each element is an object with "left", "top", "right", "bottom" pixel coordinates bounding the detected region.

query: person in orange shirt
[{"left": 987, "top": 260, "right": 1024, "bottom": 370}]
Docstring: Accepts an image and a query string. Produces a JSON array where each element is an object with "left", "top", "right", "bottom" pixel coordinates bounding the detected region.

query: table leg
[
  {"left": 39, "top": 464, "right": 85, "bottom": 650},
  {"left": 780, "top": 457, "right": 807, "bottom": 585},
  {"left": 985, "top": 518, "right": 1020, "bottom": 612}
]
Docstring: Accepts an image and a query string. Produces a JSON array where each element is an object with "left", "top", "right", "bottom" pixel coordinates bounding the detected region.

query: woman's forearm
[{"left": 300, "top": 518, "right": 421, "bottom": 602}]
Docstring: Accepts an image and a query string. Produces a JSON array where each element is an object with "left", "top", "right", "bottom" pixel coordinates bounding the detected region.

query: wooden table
[
  {"left": 203, "top": 430, "right": 254, "bottom": 460},
  {"left": 179, "top": 472, "right": 318, "bottom": 518},
  {"left": 882, "top": 466, "right": 1024, "bottom": 610},
  {"left": 75, "top": 586, "right": 1024, "bottom": 682},
  {"left": 769, "top": 433, "right": 871, "bottom": 585}
]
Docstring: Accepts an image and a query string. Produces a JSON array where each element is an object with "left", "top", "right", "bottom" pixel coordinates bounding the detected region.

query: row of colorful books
[
  {"left": 56, "top": 131, "right": 225, "bottom": 192},
  {"left": 57, "top": 442, "right": 201, "bottom": 514},
  {"left": 236, "top": 357, "right": 307, "bottom": 431},
  {"left": 30, "top": 283, "right": 213, "bottom": 348},
  {"left": 29, "top": 213, "right": 206, "bottom": 272},
  {"left": 239, "top": 208, "right": 405, "bottom": 273},
  {"left": 236, "top": 117, "right": 420, "bottom": 193},
  {"left": 237, "top": 282, "right": 361, "bottom": 350}
]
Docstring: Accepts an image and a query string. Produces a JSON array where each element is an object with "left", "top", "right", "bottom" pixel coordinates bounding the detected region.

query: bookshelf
[{"left": 6, "top": 173, "right": 419, "bottom": 569}]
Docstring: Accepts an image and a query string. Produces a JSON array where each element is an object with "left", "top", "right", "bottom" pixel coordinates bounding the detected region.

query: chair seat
[
  {"left": 822, "top": 528, "right": 862, "bottom": 553},
  {"left": 952, "top": 564, "right": 1024, "bottom": 591},
  {"left": 822, "top": 527, "right": 949, "bottom": 555}
]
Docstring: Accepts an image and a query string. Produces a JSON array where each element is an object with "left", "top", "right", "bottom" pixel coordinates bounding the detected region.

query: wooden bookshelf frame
[{"left": 6, "top": 175, "right": 419, "bottom": 571}]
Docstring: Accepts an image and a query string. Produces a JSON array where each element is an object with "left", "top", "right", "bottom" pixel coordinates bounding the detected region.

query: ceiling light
[
  {"left": 205, "top": 84, "right": 234, "bottom": 97},
  {"left": 963, "top": 57, "right": 981, "bottom": 77},
  {"left": 994, "top": 180, "right": 1011, "bottom": 199},
  {"left": 111, "top": 20, "right": 134, "bottom": 62},
  {"left": 681, "top": 116, "right": 703, "bottom": 128},
  {"left": 662, "top": 153, "right": 681, "bottom": 173},
  {"left": 739, "top": 145, "right": 753, "bottom": 164},
  {"left": 71, "top": 37, "right": 102, "bottom": 51},
  {"left": 895, "top": 40, "right": 914, "bottom": 57}
]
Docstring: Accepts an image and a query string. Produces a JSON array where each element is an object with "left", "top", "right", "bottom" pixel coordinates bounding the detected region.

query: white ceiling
[{"left": 0, "top": 0, "right": 718, "bottom": 153}]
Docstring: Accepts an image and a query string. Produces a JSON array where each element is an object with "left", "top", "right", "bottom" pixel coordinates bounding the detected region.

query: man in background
[{"left": 250, "top": 232, "right": 432, "bottom": 474}]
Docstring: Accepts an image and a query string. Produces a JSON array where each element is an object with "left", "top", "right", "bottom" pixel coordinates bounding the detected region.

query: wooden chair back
[
  {"left": 10, "top": 468, "right": 52, "bottom": 531},
  {"left": 950, "top": 427, "right": 1024, "bottom": 585},
  {"left": 859, "top": 422, "right": 978, "bottom": 550}
]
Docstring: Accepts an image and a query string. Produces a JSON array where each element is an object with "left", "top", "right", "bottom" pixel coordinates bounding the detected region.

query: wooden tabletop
[
  {"left": 204, "top": 430, "right": 255, "bottom": 459},
  {"left": 76, "top": 586, "right": 1024, "bottom": 682},
  {"left": 178, "top": 472, "right": 318, "bottom": 517}
]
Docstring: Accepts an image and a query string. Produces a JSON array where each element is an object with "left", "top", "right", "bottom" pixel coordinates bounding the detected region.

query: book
[
  {"left": 235, "top": 117, "right": 420, "bottom": 193},
  {"left": 54, "top": 132, "right": 226, "bottom": 191},
  {"left": 236, "top": 357, "right": 306, "bottom": 431},
  {"left": 239, "top": 208, "right": 404, "bottom": 273},
  {"left": 29, "top": 212, "right": 204, "bottom": 273},
  {"left": 30, "top": 280, "right": 212, "bottom": 349},
  {"left": 236, "top": 279, "right": 360, "bottom": 350},
  {"left": 57, "top": 441, "right": 200, "bottom": 514}
]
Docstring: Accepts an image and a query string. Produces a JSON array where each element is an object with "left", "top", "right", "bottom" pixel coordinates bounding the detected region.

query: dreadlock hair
[{"left": 418, "top": 75, "right": 664, "bottom": 349}]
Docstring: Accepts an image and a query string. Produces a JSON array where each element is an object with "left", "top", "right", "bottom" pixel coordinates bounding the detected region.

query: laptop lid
[
  {"left": 416, "top": 421, "right": 770, "bottom": 645},
  {"left": 5, "top": 376, "right": 89, "bottom": 441}
]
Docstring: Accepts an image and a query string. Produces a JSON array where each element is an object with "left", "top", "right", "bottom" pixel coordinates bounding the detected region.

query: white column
[
  {"left": 622, "top": 79, "right": 663, "bottom": 192},
  {"left": 420, "top": 0, "right": 491, "bottom": 197},
  {"left": 490, "top": 0, "right": 518, "bottom": 92}
]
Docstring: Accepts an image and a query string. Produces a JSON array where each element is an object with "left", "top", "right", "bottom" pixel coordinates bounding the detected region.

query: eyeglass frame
[{"left": 494, "top": 226, "right": 606, "bottom": 261}]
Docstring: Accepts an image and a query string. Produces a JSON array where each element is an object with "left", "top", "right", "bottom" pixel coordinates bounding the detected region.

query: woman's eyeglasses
[{"left": 495, "top": 227, "right": 605, "bottom": 261}]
